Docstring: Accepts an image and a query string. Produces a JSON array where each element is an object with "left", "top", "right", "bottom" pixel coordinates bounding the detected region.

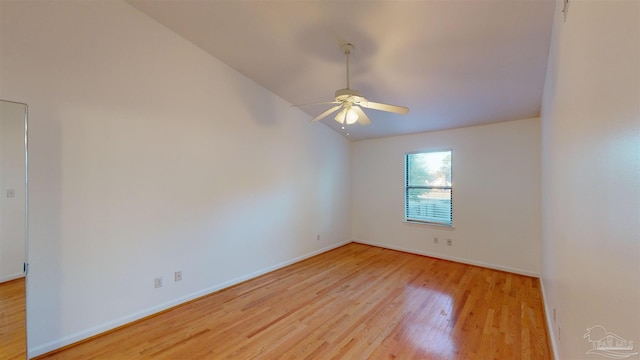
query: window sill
[{"left": 404, "top": 220, "right": 455, "bottom": 230}]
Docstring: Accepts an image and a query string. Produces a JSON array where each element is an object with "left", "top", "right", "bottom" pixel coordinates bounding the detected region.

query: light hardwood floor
[
  {"left": 37, "top": 243, "right": 552, "bottom": 359},
  {"left": 0, "top": 277, "right": 26, "bottom": 360}
]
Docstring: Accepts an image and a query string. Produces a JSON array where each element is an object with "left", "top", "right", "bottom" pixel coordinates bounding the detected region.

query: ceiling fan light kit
[
  {"left": 335, "top": 103, "right": 359, "bottom": 125},
  {"left": 294, "top": 42, "right": 409, "bottom": 131}
]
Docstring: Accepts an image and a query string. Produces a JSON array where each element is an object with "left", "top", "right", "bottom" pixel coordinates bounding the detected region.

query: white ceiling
[{"left": 126, "top": 0, "right": 555, "bottom": 141}]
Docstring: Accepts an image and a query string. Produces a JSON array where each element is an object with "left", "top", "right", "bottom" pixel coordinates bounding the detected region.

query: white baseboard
[
  {"left": 0, "top": 272, "right": 24, "bottom": 283},
  {"left": 352, "top": 239, "right": 540, "bottom": 277},
  {"left": 539, "top": 278, "right": 560, "bottom": 360},
  {"left": 28, "top": 240, "right": 351, "bottom": 358}
]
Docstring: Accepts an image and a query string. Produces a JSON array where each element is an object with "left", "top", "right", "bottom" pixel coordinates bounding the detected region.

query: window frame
[{"left": 404, "top": 149, "right": 453, "bottom": 227}]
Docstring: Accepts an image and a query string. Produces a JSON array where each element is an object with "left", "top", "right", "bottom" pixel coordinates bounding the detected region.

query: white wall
[
  {"left": 0, "top": 1, "right": 351, "bottom": 357},
  {"left": 0, "top": 101, "right": 26, "bottom": 282},
  {"left": 352, "top": 118, "right": 541, "bottom": 276},
  {"left": 540, "top": 1, "right": 640, "bottom": 359}
]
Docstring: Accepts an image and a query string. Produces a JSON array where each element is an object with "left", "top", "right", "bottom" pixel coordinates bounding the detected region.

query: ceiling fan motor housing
[{"left": 335, "top": 88, "right": 361, "bottom": 101}]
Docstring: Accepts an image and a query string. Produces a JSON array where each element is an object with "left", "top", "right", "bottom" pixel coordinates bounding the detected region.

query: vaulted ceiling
[{"left": 127, "top": 0, "right": 555, "bottom": 141}]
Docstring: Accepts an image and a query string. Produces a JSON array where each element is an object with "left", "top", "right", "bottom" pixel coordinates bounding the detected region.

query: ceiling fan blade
[
  {"left": 361, "top": 101, "right": 409, "bottom": 115},
  {"left": 311, "top": 105, "right": 342, "bottom": 122},
  {"left": 352, "top": 106, "right": 371, "bottom": 126},
  {"left": 291, "top": 101, "right": 339, "bottom": 108}
]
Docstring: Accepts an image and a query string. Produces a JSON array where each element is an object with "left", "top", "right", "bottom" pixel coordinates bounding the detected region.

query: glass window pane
[
  {"left": 406, "top": 151, "right": 451, "bottom": 187},
  {"left": 405, "top": 150, "right": 452, "bottom": 226}
]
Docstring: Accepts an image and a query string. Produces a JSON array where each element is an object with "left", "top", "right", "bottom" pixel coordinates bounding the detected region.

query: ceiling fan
[{"left": 294, "top": 43, "right": 409, "bottom": 127}]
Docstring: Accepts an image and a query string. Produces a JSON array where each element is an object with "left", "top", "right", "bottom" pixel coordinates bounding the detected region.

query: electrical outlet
[
  {"left": 154, "top": 277, "right": 163, "bottom": 288},
  {"left": 446, "top": 239, "right": 452, "bottom": 246},
  {"left": 316, "top": 234, "right": 320, "bottom": 241},
  {"left": 433, "top": 237, "right": 438, "bottom": 244},
  {"left": 6, "top": 189, "right": 15, "bottom": 198},
  {"left": 175, "top": 271, "right": 182, "bottom": 282}
]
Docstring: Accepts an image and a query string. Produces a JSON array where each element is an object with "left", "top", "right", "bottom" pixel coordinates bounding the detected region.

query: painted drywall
[
  {"left": 0, "top": 101, "right": 26, "bottom": 282},
  {"left": 540, "top": 0, "right": 640, "bottom": 359},
  {"left": 352, "top": 118, "right": 541, "bottom": 276},
  {"left": 0, "top": 1, "right": 351, "bottom": 356}
]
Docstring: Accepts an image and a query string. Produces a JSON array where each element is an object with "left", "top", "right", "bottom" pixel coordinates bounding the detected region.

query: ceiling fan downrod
[{"left": 341, "top": 43, "right": 354, "bottom": 90}]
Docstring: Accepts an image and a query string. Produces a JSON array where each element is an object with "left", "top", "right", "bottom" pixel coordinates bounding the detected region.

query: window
[{"left": 405, "top": 150, "right": 452, "bottom": 226}]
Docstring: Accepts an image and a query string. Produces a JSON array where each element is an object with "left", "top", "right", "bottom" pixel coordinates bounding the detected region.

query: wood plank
[
  {"left": 35, "top": 243, "right": 553, "bottom": 359},
  {"left": 0, "top": 277, "right": 26, "bottom": 360}
]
